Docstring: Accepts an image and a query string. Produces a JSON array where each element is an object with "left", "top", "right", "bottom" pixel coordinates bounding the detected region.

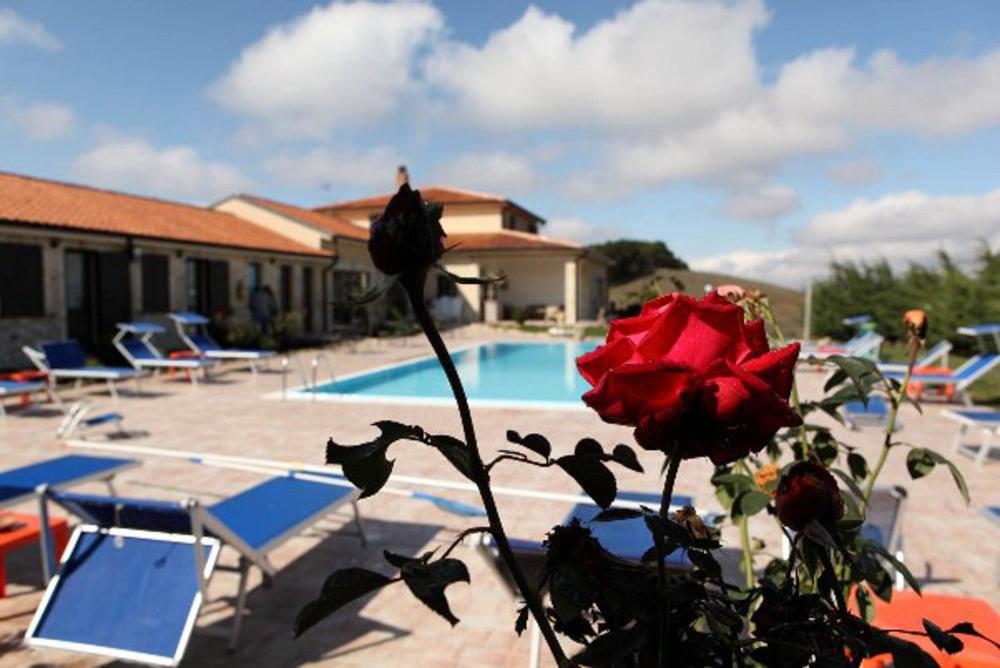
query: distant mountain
[{"left": 609, "top": 268, "right": 805, "bottom": 338}]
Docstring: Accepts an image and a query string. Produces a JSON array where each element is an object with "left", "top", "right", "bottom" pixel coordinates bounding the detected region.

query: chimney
[{"left": 395, "top": 165, "right": 409, "bottom": 188}]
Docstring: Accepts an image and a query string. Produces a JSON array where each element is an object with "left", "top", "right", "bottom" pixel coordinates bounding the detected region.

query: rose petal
[
  {"left": 740, "top": 343, "right": 800, "bottom": 399},
  {"left": 582, "top": 361, "right": 694, "bottom": 426},
  {"left": 638, "top": 295, "right": 756, "bottom": 369},
  {"left": 576, "top": 336, "right": 635, "bottom": 387}
]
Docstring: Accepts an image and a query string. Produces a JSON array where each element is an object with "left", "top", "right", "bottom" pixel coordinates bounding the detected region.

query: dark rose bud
[
  {"left": 368, "top": 183, "right": 446, "bottom": 277},
  {"left": 903, "top": 309, "right": 928, "bottom": 339},
  {"left": 775, "top": 462, "right": 844, "bottom": 532}
]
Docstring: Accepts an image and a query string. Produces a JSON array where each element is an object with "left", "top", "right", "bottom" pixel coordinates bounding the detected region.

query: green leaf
[
  {"left": 399, "top": 558, "right": 471, "bottom": 626},
  {"left": 866, "top": 542, "right": 921, "bottom": 594},
  {"left": 611, "top": 444, "right": 643, "bottom": 472},
  {"left": 855, "top": 585, "right": 875, "bottom": 622},
  {"left": 847, "top": 452, "right": 869, "bottom": 481},
  {"left": 505, "top": 430, "right": 551, "bottom": 459},
  {"left": 572, "top": 627, "right": 646, "bottom": 666},
  {"left": 824, "top": 355, "right": 880, "bottom": 396},
  {"left": 294, "top": 568, "right": 394, "bottom": 637},
  {"left": 946, "top": 622, "right": 1000, "bottom": 651},
  {"left": 342, "top": 452, "right": 395, "bottom": 498},
  {"left": 906, "top": 448, "right": 970, "bottom": 504},
  {"left": 688, "top": 549, "right": 722, "bottom": 579},
  {"left": 923, "top": 619, "right": 963, "bottom": 655},
  {"left": 803, "top": 520, "right": 838, "bottom": 551},
  {"left": 427, "top": 434, "right": 476, "bottom": 480},
  {"left": 731, "top": 489, "right": 771, "bottom": 520},
  {"left": 556, "top": 454, "right": 617, "bottom": 508},
  {"left": 575, "top": 438, "right": 604, "bottom": 457},
  {"left": 867, "top": 630, "right": 938, "bottom": 668}
]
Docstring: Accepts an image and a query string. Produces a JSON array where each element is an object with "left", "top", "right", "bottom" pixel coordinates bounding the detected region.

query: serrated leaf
[
  {"left": 294, "top": 568, "right": 394, "bottom": 637},
  {"left": 855, "top": 585, "right": 875, "bottom": 622},
  {"left": 848, "top": 452, "right": 869, "bottom": 481},
  {"left": 907, "top": 448, "right": 970, "bottom": 504},
  {"left": 514, "top": 605, "right": 529, "bottom": 636},
  {"left": 803, "top": 520, "right": 838, "bottom": 550},
  {"left": 399, "top": 558, "right": 471, "bottom": 626},
  {"left": 688, "top": 549, "right": 722, "bottom": 579},
  {"left": 556, "top": 454, "right": 616, "bottom": 508},
  {"left": 611, "top": 444, "right": 643, "bottom": 472},
  {"left": 575, "top": 438, "right": 604, "bottom": 457},
  {"left": 342, "top": 452, "right": 394, "bottom": 498},
  {"left": 427, "top": 433, "right": 476, "bottom": 480},
  {"left": 505, "top": 430, "right": 551, "bottom": 459},
  {"left": 923, "top": 619, "right": 963, "bottom": 655},
  {"left": 383, "top": 549, "right": 420, "bottom": 568},
  {"left": 867, "top": 630, "right": 938, "bottom": 668},
  {"left": 866, "top": 542, "right": 921, "bottom": 594}
]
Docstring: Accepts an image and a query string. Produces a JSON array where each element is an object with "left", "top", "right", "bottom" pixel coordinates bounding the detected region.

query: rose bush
[
  {"left": 774, "top": 460, "right": 845, "bottom": 531},
  {"left": 577, "top": 291, "right": 802, "bottom": 464}
]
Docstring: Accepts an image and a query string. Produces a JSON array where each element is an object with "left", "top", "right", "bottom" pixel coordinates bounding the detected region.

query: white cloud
[
  {"left": 432, "top": 151, "right": 539, "bottom": 196},
  {"left": 0, "top": 7, "right": 59, "bottom": 50},
  {"left": 723, "top": 184, "right": 799, "bottom": 221},
  {"left": 828, "top": 158, "right": 881, "bottom": 187},
  {"left": 1, "top": 97, "right": 74, "bottom": 140},
  {"left": 211, "top": 0, "right": 442, "bottom": 138},
  {"left": 73, "top": 135, "right": 250, "bottom": 203},
  {"left": 545, "top": 216, "right": 623, "bottom": 244},
  {"left": 262, "top": 145, "right": 404, "bottom": 190},
  {"left": 425, "top": 0, "right": 766, "bottom": 132},
  {"left": 692, "top": 188, "right": 1000, "bottom": 287}
]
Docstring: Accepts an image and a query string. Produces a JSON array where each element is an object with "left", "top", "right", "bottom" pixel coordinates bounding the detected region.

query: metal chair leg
[
  {"left": 228, "top": 557, "right": 252, "bottom": 653},
  {"left": 352, "top": 500, "right": 368, "bottom": 547}
]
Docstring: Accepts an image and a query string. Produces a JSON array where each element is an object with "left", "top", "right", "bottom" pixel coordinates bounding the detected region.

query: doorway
[{"left": 64, "top": 249, "right": 132, "bottom": 361}]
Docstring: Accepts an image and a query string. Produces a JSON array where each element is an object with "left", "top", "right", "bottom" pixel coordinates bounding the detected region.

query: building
[
  {"left": 312, "top": 166, "right": 611, "bottom": 324},
  {"left": 0, "top": 171, "right": 330, "bottom": 368}
]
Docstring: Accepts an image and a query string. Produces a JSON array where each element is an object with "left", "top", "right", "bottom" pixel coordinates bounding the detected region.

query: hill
[{"left": 609, "top": 269, "right": 805, "bottom": 338}]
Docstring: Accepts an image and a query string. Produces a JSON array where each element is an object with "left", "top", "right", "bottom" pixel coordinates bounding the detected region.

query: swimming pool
[{"left": 303, "top": 341, "right": 598, "bottom": 408}]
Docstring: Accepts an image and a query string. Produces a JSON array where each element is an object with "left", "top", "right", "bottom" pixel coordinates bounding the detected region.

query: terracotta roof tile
[
  {"left": 237, "top": 194, "right": 368, "bottom": 241},
  {"left": 316, "top": 186, "right": 545, "bottom": 223},
  {"left": 447, "top": 231, "right": 582, "bottom": 252},
  {"left": 0, "top": 171, "right": 327, "bottom": 257}
]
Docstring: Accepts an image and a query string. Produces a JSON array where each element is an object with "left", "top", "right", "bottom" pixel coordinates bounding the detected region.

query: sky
[{"left": 1, "top": 0, "right": 999, "bottom": 287}]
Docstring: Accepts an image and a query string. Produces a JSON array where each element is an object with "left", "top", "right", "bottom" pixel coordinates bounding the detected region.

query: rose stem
[
  {"left": 862, "top": 336, "right": 921, "bottom": 508},
  {"left": 403, "top": 275, "right": 568, "bottom": 667},
  {"left": 735, "top": 462, "right": 756, "bottom": 589},
  {"left": 760, "top": 304, "right": 809, "bottom": 456},
  {"left": 655, "top": 448, "right": 682, "bottom": 668}
]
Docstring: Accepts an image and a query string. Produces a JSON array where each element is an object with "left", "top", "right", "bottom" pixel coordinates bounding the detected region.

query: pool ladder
[{"left": 281, "top": 351, "right": 335, "bottom": 401}]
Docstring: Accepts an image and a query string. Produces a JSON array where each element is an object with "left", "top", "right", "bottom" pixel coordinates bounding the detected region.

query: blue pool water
[{"left": 308, "top": 341, "right": 598, "bottom": 406}]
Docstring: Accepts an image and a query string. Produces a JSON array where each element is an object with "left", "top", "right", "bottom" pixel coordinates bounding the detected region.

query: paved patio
[{"left": 0, "top": 325, "right": 997, "bottom": 666}]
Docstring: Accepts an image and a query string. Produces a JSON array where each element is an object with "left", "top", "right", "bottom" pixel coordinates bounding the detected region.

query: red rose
[
  {"left": 577, "top": 292, "right": 801, "bottom": 465},
  {"left": 368, "top": 183, "right": 446, "bottom": 276},
  {"left": 774, "top": 462, "right": 845, "bottom": 532}
]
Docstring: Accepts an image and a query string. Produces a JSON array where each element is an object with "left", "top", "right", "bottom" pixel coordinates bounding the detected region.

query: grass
[{"left": 879, "top": 340, "right": 1000, "bottom": 406}]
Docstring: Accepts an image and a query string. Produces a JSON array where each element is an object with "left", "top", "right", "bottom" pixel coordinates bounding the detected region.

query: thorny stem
[
  {"left": 760, "top": 303, "right": 810, "bottom": 456},
  {"left": 442, "top": 526, "right": 492, "bottom": 559},
  {"left": 404, "top": 275, "right": 569, "bottom": 667},
  {"left": 818, "top": 548, "right": 848, "bottom": 614},
  {"left": 862, "top": 338, "right": 921, "bottom": 509}
]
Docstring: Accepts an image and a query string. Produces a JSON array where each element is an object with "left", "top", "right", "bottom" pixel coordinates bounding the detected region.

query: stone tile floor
[{"left": 0, "top": 325, "right": 997, "bottom": 666}]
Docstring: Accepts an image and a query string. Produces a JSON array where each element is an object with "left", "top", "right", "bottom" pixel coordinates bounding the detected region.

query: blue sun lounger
[
  {"left": 27, "top": 472, "right": 364, "bottom": 665},
  {"left": 24, "top": 341, "right": 146, "bottom": 401},
  {"left": 169, "top": 312, "right": 275, "bottom": 377},
  {"left": 0, "top": 454, "right": 137, "bottom": 509},
  {"left": 113, "top": 322, "right": 217, "bottom": 385},
  {"left": 801, "top": 315, "right": 884, "bottom": 362},
  {"left": 877, "top": 339, "right": 953, "bottom": 373},
  {"left": 943, "top": 409, "right": 1000, "bottom": 467},
  {"left": 882, "top": 324, "right": 1000, "bottom": 405},
  {"left": 0, "top": 379, "right": 50, "bottom": 420}
]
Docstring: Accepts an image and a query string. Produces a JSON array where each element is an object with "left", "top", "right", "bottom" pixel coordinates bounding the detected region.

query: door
[
  {"left": 65, "top": 250, "right": 132, "bottom": 361},
  {"left": 301, "top": 266, "right": 314, "bottom": 332}
]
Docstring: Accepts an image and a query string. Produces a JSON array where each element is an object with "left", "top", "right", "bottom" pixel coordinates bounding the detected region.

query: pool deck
[{"left": 0, "top": 324, "right": 997, "bottom": 667}]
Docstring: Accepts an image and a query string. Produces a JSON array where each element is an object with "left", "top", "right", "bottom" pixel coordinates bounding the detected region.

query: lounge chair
[
  {"left": 23, "top": 342, "right": 146, "bottom": 401},
  {"left": 28, "top": 471, "right": 365, "bottom": 664},
  {"left": 56, "top": 402, "right": 125, "bottom": 440},
  {"left": 842, "top": 395, "right": 897, "bottom": 430},
  {"left": 113, "top": 322, "right": 217, "bottom": 385},
  {"left": 943, "top": 409, "right": 1000, "bottom": 467},
  {"left": 882, "top": 324, "right": 1000, "bottom": 405},
  {"left": 877, "top": 339, "right": 952, "bottom": 373},
  {"left": 168, "top": 312, "right": 275, "bottom": 377},
  {"left": 0, "top": 379, "right": 51, "bottom": 420},
  {"left": 0, "top": 454, "right": 137, "bottom": 510},
  {"left": 801, "top": 329, "right": 885, "bottom": 362},
  {"left": 478, "top": 492, "right": 694, "bottom": 668}
]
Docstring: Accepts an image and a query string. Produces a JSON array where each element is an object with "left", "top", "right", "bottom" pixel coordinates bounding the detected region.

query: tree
[{"left": 589, "top": 239, "right": 688, "bottom": 285}]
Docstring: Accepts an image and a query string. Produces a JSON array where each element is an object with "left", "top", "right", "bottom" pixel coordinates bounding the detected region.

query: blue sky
[{"left": 1, "top": 0, "right": 999, "bottom": 286}]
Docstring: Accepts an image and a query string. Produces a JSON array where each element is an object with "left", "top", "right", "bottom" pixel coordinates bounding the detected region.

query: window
[
  {"left": 141, "top": 254, "right": 170, "bottom": 313},
  {"left": 247, "top": 262, "right": 261, "bottom": 294},
  {"left": 280, "top": 265, "right": 292, "bottom": 312},
  {"left": 301, "top": 266, "right": 314, "bottom": 330},
  {"left": 0, "top": 242, "right": 44, "bottom": 317}
]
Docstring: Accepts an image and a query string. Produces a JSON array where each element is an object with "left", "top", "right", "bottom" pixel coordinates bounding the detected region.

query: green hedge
[{"left": 811, "top": 247, "right": 1000, "bottom": 355}]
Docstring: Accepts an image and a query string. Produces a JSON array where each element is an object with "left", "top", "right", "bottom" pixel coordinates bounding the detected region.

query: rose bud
[
  {"left": 577, "top": 292, "right": 801, "bottom": 465},
  {"left": 903, "top": 309, "right": 928, "bottom": 339},
  {"left": 368, "top": 183, "right": 446, "bottom": 277},
  {"left": 715, "top": 284, "right": 746, "bottom": 301},
  {"left": 671, "top": 505, "right": 709, "bottom": 540},
  {"left": 774, "top": 462, "right": 845, "bottom": 532}
]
